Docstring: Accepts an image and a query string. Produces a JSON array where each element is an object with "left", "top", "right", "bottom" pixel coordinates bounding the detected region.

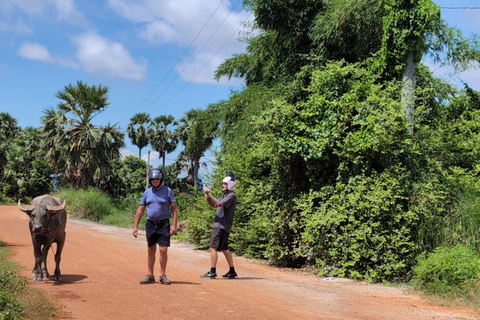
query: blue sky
[{"left": 0, "top": 0, "right": 479, "bottom": 170}]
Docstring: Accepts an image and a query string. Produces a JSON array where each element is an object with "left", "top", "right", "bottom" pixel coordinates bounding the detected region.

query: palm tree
[
  {"left": 127, "top": 113, "right": 151, "bottom": 158},
  {"left": 0, "top": 112, "right": 20, "bottom": 178},
  {"left": 42, "top": 81, "right": 125, "bottom": 188},
  {"left": 176, "top": 108, "right": 218, "bottom": 187},
  {"left": 147, "top": 115, "right": 178, "bottom": 170}
]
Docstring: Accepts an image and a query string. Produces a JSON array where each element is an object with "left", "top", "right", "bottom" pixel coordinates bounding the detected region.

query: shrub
[
  {"left": 412, "top": 245, "right": 480, "bottom": 295},
  {"left": 57, "top": 187, "right": 115, "bottom": 221}
]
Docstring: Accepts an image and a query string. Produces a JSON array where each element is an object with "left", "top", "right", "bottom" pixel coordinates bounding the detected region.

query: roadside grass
[{"left": 0, "top": 240, "right": 67, "bottom": 320}]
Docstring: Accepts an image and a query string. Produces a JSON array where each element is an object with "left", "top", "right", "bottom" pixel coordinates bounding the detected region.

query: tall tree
[
  {"left": 147, "top": 115, "right": 178, "bottom": 170},
  {"left": 176, "top": 109, "right": 218, "bottom": 188},
  {"left": 0, "top": 112, "right": 20, "bottom": 179},
  {"left": 379, "top": 0, "right": 480, "bottom": 130},
  {"left": 127, "top": 112, "right": 151, "bottom": 158},
  {"left": 42, "top": 81, "right": 125, "bottom": 188}
]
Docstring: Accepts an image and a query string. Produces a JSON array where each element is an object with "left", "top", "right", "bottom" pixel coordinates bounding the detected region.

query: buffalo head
[{"left": 18, "top": 197, "right": 66, "bottom": 235}]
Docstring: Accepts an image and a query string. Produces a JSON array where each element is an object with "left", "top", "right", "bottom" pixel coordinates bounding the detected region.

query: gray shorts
[{"left": 209, "top": 227, "right": 229, "bottom": 251}]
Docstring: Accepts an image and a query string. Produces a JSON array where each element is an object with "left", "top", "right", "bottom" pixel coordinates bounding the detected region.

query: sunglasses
[{"left": 151, "top": 178, "right": 160, "bottom": 181}]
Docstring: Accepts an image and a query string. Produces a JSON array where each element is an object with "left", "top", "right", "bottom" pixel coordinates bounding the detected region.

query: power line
[
  {"left": 441, "top": 7, "right": 480, "bottom": 9},
  {"left": 151, "top": 13, "right": 250, "bottom": 116},
  {"left": 146, "top": 0, "right": 243, "bottom": 113},
  {"left": 118, "top": 0, "right": 227, "bottom": 125}
]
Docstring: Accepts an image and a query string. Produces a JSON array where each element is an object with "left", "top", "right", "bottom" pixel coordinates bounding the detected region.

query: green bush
[
  {"left": 100, "top": 196, "right": 139, "bottom": 228},
  {"left": 0, "top": 291, "right": 22, "bottom": 320},
  {"left": 0, "top": 240, "right": 60, "bottom": 320},
  {"left": 412, "top": 245, "right": 480, "bottom": 295},
  {"left": 181, "top": 193, "right": 215, "bottom": 249},
  {"left": 57, "top": 187, "right": 116, "bottom": 221}
]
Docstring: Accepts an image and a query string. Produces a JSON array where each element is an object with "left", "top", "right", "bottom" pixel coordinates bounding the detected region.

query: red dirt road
[{"left": 1, "top": 205, "right": 478, "bottom": 320}]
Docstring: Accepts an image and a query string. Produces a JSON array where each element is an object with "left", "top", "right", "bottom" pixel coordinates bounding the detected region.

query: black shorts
[
  {"left": 209, "top": 227, "right": 230, "bottom": 251},
  {"left": 145, "top": 219, "right": 170, "bottom": 247}
]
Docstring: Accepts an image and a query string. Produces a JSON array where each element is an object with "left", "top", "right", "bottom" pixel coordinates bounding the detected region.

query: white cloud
[
  {"left": 120, "top": 148, "right": 135, "bottom": 158},
  {"left": 107, "top": 0, "right": 251, "bottom": 84},
  {"left": 73, "top": 32, "right": 148, "bottom": 80},
  {"left": 0, "top": 18, "right": 32, "bottom": 34},
  {"left": 18, "top": 42, "right": 54, "bottom": 62},
  {"left": 17, "top": 41, "right": 78, "bottom": 67},
  {"left": 0, "top": 0, "right": 89, "bottom": 27},
  {"left": 52, "top": 0, "right": 89, "bottom": 28},
  {"left": 0, "top": 0, "right": 47, "bottom": 16}
]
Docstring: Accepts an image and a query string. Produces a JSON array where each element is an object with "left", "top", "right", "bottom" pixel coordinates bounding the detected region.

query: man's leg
[
  {"left": 147, "top": 245, "right": 156, "bottom": 275},
  {"left": 210, "top": 247, "right": 218, "bottom": 268},
  {"left": 222, "top": 249, "right": 234, "bottom": 267},
  {"left": 159, "top": 246, "right": 168, "bottom": 275}
]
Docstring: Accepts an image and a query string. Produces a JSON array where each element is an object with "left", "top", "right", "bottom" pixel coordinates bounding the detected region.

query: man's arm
[
  {"left": 132, "top": 205, "right": 146, "bottom": 238},
  {"left": 170, "top": 202, "right": 178, "bottom": 235},
  {"left": 204, "top": 186, "right": 223, "bottom": 208}
]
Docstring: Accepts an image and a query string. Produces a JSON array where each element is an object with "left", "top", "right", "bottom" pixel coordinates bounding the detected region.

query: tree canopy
[{"left": 42, "top": 81, "right": 124, "bottom": 188}]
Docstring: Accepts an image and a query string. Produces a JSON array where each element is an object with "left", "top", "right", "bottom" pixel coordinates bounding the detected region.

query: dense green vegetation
[
  {"left": 0, "top": 240, "right": 64, "bottom": 320},
  {"left": 2, "top": 0, "right": 480, "bottom": 310}
]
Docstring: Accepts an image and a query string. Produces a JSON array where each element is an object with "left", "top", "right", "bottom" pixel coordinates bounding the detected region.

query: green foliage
[
  {"left": 379, "top": 0, "right": 440, "bottom": 79},
  {"left": 229, "top": 182, "right": 272, "bottom": 259},
  {"left": 181, "top": 193, "right": 216, "bottom": 249},
  {"left": 298, "top": 171, "right": 418, "bottom": 281},
  {"left": 148, "top": 115, "right": 178, "bottom": 169},
  {"left": 127, "top": 112, "right": 151, "bottom": 158},
  {"left": 175, "top": 108, "right": 218, "bottom": 187},
  {"left": 57, "top": 187, "right": 116, "bottom": 221},
  {"left": 100, "top": 196, "right": 139, "bottom": 228},
  {"left": 312, "top": 0, "right": 385, "bottom": 62},
  {"left": 42, "top": 80, "right": 125, "bottom": 188},
  {"left": 0, "top": 112, "right": 20, "bottom": 181},
  {"left": 218, "top": 0, "right": 323, "bottom": 85},
  {"left": 0, "top": 241, "right": 60, "bottom": 320},
  {"left": 0, "top": 262, "right": 25, "bottom": 320},
  {"left": 412, "top": 245, "right": 480, "bottom": 295},
  {"left": 211, "top": 57, "right": 480, "bottom": 283},
  {"left": 95, "top": 155, "right": 147, "bottom": 199}
]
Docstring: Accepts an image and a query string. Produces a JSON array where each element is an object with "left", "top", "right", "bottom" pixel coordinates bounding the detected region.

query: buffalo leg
[
  {"left": 41, "top": 244, "right": 51, "bottom": 278},
  {"left": 53, "top": 237, "right": 65, "bottom": 281},
  {"left": 32, "top": 245, "right": 43, "bottom": 281}
]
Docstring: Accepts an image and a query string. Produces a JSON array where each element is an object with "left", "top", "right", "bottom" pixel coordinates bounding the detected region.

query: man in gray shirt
[{"left": 201, "top": 172, "right": 238, "bottom": 279}]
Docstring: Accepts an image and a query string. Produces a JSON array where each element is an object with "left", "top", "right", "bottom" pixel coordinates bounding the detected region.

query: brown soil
[{"left": 1, "top": 205, "right": 478, "bottom": 320}]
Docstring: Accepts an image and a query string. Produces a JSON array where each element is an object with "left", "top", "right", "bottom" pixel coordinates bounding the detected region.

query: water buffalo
[{"left": 18, "top": 195, "right": 67, "bottom": 282}]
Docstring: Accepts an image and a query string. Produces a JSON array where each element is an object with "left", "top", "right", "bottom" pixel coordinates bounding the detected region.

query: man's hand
[{"left": 132, "top": 226, "right": 138, "bottom": 238}]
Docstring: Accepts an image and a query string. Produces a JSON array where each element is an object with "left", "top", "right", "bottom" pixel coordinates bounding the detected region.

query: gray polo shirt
[{"left": 213, "top": 191, "right": 237, "bottom": 233}]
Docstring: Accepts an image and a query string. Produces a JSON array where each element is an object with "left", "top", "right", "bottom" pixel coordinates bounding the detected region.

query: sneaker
[
  {"left": 160, "top": 274, "right": 171, "bottom": 285},
  {"left": 140, "top": 274, "right": 155, "bottom": 284},
  {"left": 222, "top": 271, "right": 238, "bottom": 279},
  {"left": 200, "top": 271, "right": 217, "bottom": 279}
]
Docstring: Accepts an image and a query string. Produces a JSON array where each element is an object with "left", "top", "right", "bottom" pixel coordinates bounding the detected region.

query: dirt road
[{"left": 1, "top": 205, "right": 478, "bottom": 320}]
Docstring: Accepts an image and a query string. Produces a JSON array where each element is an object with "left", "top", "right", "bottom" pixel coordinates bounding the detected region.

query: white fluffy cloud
[
  {"left": 17, "top": 42, "right": 54, "bottom": 62},
  {"left": 17, "top": 41, "right": 77, "bottom": 67},
  {"left": 5, "top": 0, "right": 249, "bottom": 84},
  {"left": 107, "top": 0, "right": 250, "bottom": 84},
  {"left": 0, "top": 0, "right": 89, "bottom": 27},
  {"left": 73, "top": 33, "right": 148, "bottom": 80}
]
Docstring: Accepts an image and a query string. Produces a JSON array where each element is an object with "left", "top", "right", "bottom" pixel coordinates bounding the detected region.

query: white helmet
[{"left": 222, "top": 172, "right": 236, "bottom": 190}]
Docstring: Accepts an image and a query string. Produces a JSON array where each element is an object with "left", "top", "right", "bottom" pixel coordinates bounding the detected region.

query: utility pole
[{"left": 145, "top": 150, "right": 151, "bottom": 190}]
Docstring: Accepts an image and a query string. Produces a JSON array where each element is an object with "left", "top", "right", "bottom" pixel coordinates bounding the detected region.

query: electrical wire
[{"left": 118, "top": 0, "right": 226, "bottom": 125}]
